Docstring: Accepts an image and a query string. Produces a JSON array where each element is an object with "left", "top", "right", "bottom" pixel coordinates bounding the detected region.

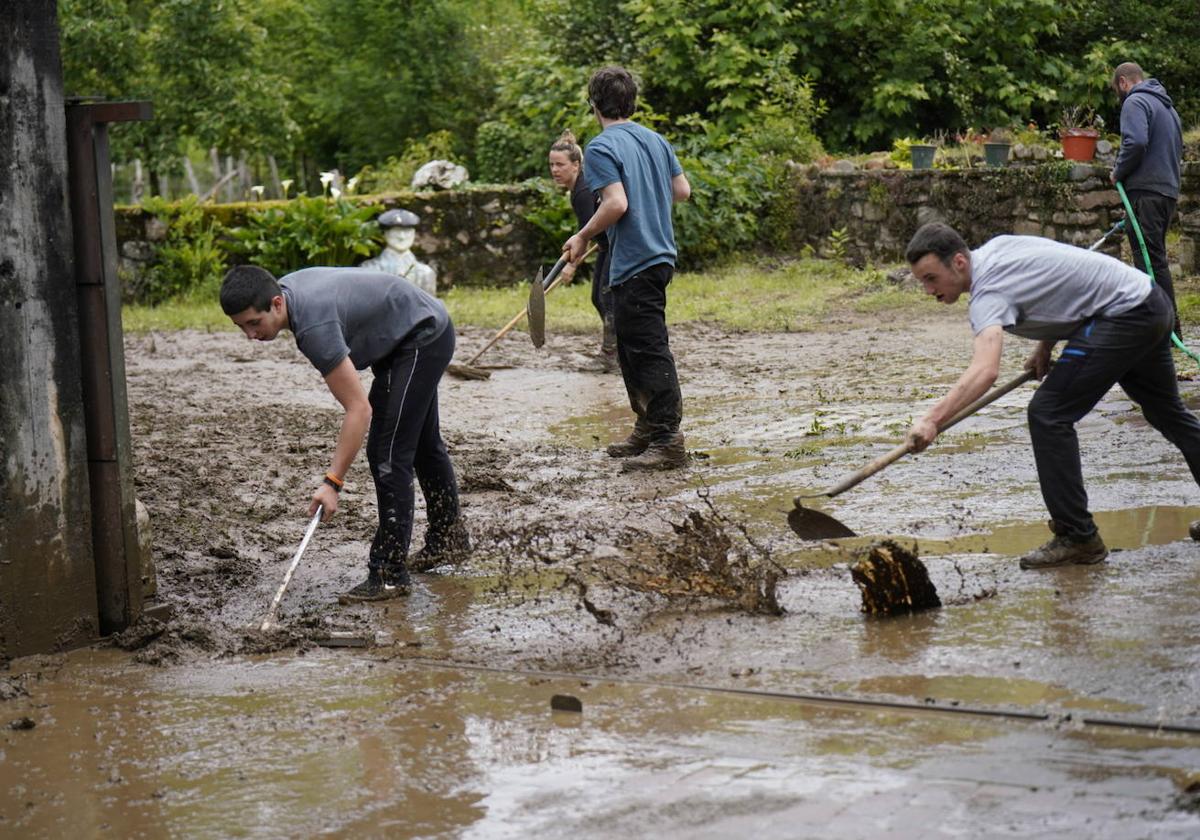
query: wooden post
[{"left": 2, "top": 1, "right": 100, "bottom": 658}]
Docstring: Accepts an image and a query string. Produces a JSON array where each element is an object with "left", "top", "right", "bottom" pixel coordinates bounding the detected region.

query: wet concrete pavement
[{"left": 3, "top": 309, "right": 1200, "bottom": 835}]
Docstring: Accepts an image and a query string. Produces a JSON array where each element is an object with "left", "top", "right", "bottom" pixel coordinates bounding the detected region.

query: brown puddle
[{"left": 2, "top": 649, "right": 1199, "bottom": 837}]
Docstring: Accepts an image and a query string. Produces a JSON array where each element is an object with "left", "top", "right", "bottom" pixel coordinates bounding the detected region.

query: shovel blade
[
  {"left": 528, "top": 267, "right": 546, "bottom": 348},
  {"left": 787, "top": 502, "right": 857, "bottom": 540}
]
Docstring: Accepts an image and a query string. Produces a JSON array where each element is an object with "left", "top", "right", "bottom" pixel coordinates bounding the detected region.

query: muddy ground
[{"left": 4, "top": 308, "right": 1200, "bottom": 836}]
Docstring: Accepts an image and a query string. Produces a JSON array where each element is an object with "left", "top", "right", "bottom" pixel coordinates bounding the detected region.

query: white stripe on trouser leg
[{"left": 381, "top": 347, "right": 419, "bottom": 476}]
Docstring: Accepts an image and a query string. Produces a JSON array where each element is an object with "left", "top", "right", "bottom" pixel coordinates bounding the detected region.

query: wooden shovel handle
[
  {"left": 464, "top": 243, "right": 598, "bottom": 366},
  {"left": 822, "top": 369, "right": 1035, "bottom": 499}
]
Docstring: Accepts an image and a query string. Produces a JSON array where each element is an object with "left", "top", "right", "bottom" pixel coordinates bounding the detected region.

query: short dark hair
[
  {"left": 588, "top": 66, "right": 637, "bottom": 120},
  {"left": 905, "top": 223, "right": 970, "bottom": 266},
  {"left": 1112, "top": 61, "right": 1144, "bottom": 89},
  {"left": 220, "top": 265, "right": 280, "bottom": 315}
]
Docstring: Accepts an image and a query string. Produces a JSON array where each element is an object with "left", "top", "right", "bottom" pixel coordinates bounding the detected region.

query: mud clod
[
  {"left": 851, "top": 540, "right": 941, "bottom": 615},
  {"left": 112, "top": 617, "right": 167, "bottom": 651}
]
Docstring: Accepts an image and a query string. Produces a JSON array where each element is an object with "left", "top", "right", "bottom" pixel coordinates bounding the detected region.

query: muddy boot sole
[{"left": 337, "top": 583, "right": 409, "bottom": 604}]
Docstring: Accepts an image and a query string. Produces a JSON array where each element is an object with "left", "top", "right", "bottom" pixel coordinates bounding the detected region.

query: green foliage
[
  {"left": 298, "top": 0, "right": 492, "bottom": 173},
  {"left": 475, "top": 121, "right": 535, "bottom": 184},
  {"left": 229, "top": 196, "right": 384, "bottom": 277},
  {"left": 519, "top": 179, "right": 578, "bottom": 258},
  {"left": 825, "top": 228, "right": 851, "bottom": 262},
  {"left": 137, "top": 196, "right": 227, "bottom": 304},
  {"left": 353, "top": 131, "right": 459, "bottom": 194}
]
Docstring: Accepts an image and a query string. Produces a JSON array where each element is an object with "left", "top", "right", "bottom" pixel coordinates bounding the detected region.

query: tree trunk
[
  {"left": 131, "top": 159, "right": 144, "bottom": 204},
  {"left": 183, "top": 157, "right": 201, "bottom": 195},
  {"left": 209, "top": 146, "right": 222, "bottom": 179},
  {"left": 267, "top": 154, "right": 283, "bottom": 199},
  {"left": 223, "top": 155, "right": 235, "bottom": 202},
  {"left": 157, "top": 172, "right": 169, "bottom": 200},
  {"left": 237, "top": 150, "right": 250, "bottom": 200}
]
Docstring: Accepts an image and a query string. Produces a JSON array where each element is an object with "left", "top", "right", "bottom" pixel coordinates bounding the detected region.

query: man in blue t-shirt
[
  {"left": 903, "top": 223, "right": 1200, "bottom": 569},
  {"left": 563, "top": 65, "right": 692, "bottom": 471}
]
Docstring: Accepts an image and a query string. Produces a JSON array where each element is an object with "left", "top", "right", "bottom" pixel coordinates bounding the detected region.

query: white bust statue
[{"left": 361, "top": 208, "right": 437, "bottom": 295}]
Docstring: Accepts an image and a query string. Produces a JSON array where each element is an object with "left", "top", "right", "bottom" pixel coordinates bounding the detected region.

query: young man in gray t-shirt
[
  {"left": 220, "top": 265, "right": 468, "bottom": 602},
  {"left": 904, "top": 223, "right": 1200, "bottom": 569}
]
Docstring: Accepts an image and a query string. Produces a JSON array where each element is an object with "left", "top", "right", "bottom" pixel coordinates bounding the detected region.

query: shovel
[
  {"left": 447, "top": 243, "right": 597, "bottom": 379},
  {"left": 788, "top": 370, "right": 1035, "bottom": 540}
]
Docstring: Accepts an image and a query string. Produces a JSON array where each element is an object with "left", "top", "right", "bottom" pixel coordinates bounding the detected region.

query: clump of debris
[
  {"left": 483, "top": 491, "right": 787, "bottom": 623},
  {"left": 850, "top": 539, "right": 941, "bottom": 615}
]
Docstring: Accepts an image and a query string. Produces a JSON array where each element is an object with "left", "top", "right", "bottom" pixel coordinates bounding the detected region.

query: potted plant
[
  {"left": 1059, "top": 107, "right": 1104, "bottom": 162},
  {"left": 983, "top": 127, "right": 1013, "bottom": 167},
  {"left": 909, "top": 130, "right": 944, "bottom": 170}
]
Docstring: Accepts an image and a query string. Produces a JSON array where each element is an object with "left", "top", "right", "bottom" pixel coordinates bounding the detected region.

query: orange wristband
[{"left": 323, "top": 472, "right": 344, "bottom": 492}]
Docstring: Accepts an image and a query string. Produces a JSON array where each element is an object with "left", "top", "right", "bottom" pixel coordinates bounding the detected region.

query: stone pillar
[
  {"left": 1179, "top": 210, "right": 1200, "bottom": 277},
  {"left": 0, "top": 2, "right": 99, "bottom": 658}
]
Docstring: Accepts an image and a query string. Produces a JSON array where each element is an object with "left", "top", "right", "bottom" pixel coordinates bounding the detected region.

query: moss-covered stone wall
[
  {"left": 779, "top": 161, "right": 1200, "bottom": 270},
  {"left": 115, "top": 185, "right": 548, "bottom": 291}
]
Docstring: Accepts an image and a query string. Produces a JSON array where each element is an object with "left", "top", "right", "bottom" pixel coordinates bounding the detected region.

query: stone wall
[
  {"left": 114, "top": 185, "right": 550, "bottom": 293},
  {"left": 780, "top": 162, "right": 1200, "bottom": 269},
  {"left": 114, "top": 163, "right": 1200, "bottom": 298}
]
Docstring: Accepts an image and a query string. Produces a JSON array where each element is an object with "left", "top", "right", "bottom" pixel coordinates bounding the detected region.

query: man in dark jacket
[{"left": 1110, "top": 62, "right": 1184, "bottom": 330}]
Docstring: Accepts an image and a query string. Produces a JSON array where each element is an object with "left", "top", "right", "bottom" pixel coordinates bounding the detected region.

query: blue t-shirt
[{"left": 584, "top": 121, "right": 684, "bottom": 286}]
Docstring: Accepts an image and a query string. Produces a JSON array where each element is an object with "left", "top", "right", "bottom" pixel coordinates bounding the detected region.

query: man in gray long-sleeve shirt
[{"left": 1110, "top": 62, "right": 1184, "bottom": 330}]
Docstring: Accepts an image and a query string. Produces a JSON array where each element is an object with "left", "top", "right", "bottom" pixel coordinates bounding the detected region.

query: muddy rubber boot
[
  {"left": 1189, "top": 520, "right": 1200, "bottom": 542},
  {"left": 606, "top": 423, "right": 652, "bottom": 458},
  {"left": 338, "top": 566, "right": 411, "bottom": 603},
  {"left": 620, "top": 432, "right": 686, "bottom": 472},
  {"left": 409, "top": 519, "right": 472, "bottom": 573},
  {"left": 1018, "top": 533, "right": 1108, "bottom": 570}
]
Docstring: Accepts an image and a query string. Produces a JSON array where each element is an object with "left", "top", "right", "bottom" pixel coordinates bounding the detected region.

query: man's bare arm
[{"left": 906, "top": 325, "right": 1004, "bottom": 452}]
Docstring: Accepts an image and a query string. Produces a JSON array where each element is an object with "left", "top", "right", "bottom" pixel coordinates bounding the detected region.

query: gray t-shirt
[
  {"left": 968, "top": 235, "right": 1152, "bottom": 340},
  {"left": 280, "top": 267, "right": 450, "bottom": 376}
]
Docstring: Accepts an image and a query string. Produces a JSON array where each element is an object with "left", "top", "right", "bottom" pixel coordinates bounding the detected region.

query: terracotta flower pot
[{"left": 1060, "top": 128, "right": 1100, "bottom": 162}]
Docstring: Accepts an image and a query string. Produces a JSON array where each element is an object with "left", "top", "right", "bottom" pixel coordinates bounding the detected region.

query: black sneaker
[
  {"left": 1019, "top": 534, "right": 1108, "bottom": 570},
  {"left": 1189, "top": 520, "right": 1200, "bottom": 542},
  {"left": 409, "top": 520, "right": 472, "bottom": 573},
  {"left": 338, "top": 568, "right": 410, "bottom": 604}
]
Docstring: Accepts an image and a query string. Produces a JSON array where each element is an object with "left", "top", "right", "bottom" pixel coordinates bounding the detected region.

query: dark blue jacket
[{"left": 1113, "top": 79, "right": 1183, "bottom": 198}]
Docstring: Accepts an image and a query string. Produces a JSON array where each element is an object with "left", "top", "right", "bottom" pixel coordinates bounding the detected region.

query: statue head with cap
[{"left": 378, "top": 208, "right": 420, "bottom": 254}]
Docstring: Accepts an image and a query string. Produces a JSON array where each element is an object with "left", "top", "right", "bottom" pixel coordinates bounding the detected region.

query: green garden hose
[{"left": 1115, "top": 181, "right": 1200, "bottom": 366}]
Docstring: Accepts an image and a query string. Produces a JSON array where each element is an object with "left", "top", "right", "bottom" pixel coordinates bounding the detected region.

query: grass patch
[
  {"left": 123, "top": 299, "right": 233, "bottom": 333},
  {"left": 447, "top": 256, "right": 924, "bottom": 334},
  {"left": 122, "top": 257, "right": 925, "bottom": 334}
]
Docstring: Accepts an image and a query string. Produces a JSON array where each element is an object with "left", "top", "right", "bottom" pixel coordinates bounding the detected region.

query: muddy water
[
  {"left": 4, "top": 312, "right": 1200, "bottom": 834},
  {"left": 2, "top": 649, "right": 1199, "bottom": 837}
]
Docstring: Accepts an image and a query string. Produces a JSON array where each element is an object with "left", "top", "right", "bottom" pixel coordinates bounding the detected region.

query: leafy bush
[
  {"left": 352, "top": 131, "right": 459, "bottom": 194},
  {"left": 137, "top": 196, "right": 227, "bottom": 304},
  {"left": 475, "top": 121, "right": 536, "bottom": 184},
  {"left": 519, "top": 177, "right": 578, "bottom": 257},
  {"left": 229, "top": 196, "right": 384, "bottom": 277}
]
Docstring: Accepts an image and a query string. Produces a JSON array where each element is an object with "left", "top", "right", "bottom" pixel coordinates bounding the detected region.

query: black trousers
[
  {"left": 1124, "top": 189, "right": 1178, "bottom": 314},
  {"left": 1028, "top": 285, "right": 1200, "bottom": 538},
  {"left": 366, "top": 325, "right": 460, "bottom": 571},
  {"left": 611, "top": 262, "right": 682, "bottom": 441},
  {"left": 590, "top": 247, "right": 615, "bottom": 351}
]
